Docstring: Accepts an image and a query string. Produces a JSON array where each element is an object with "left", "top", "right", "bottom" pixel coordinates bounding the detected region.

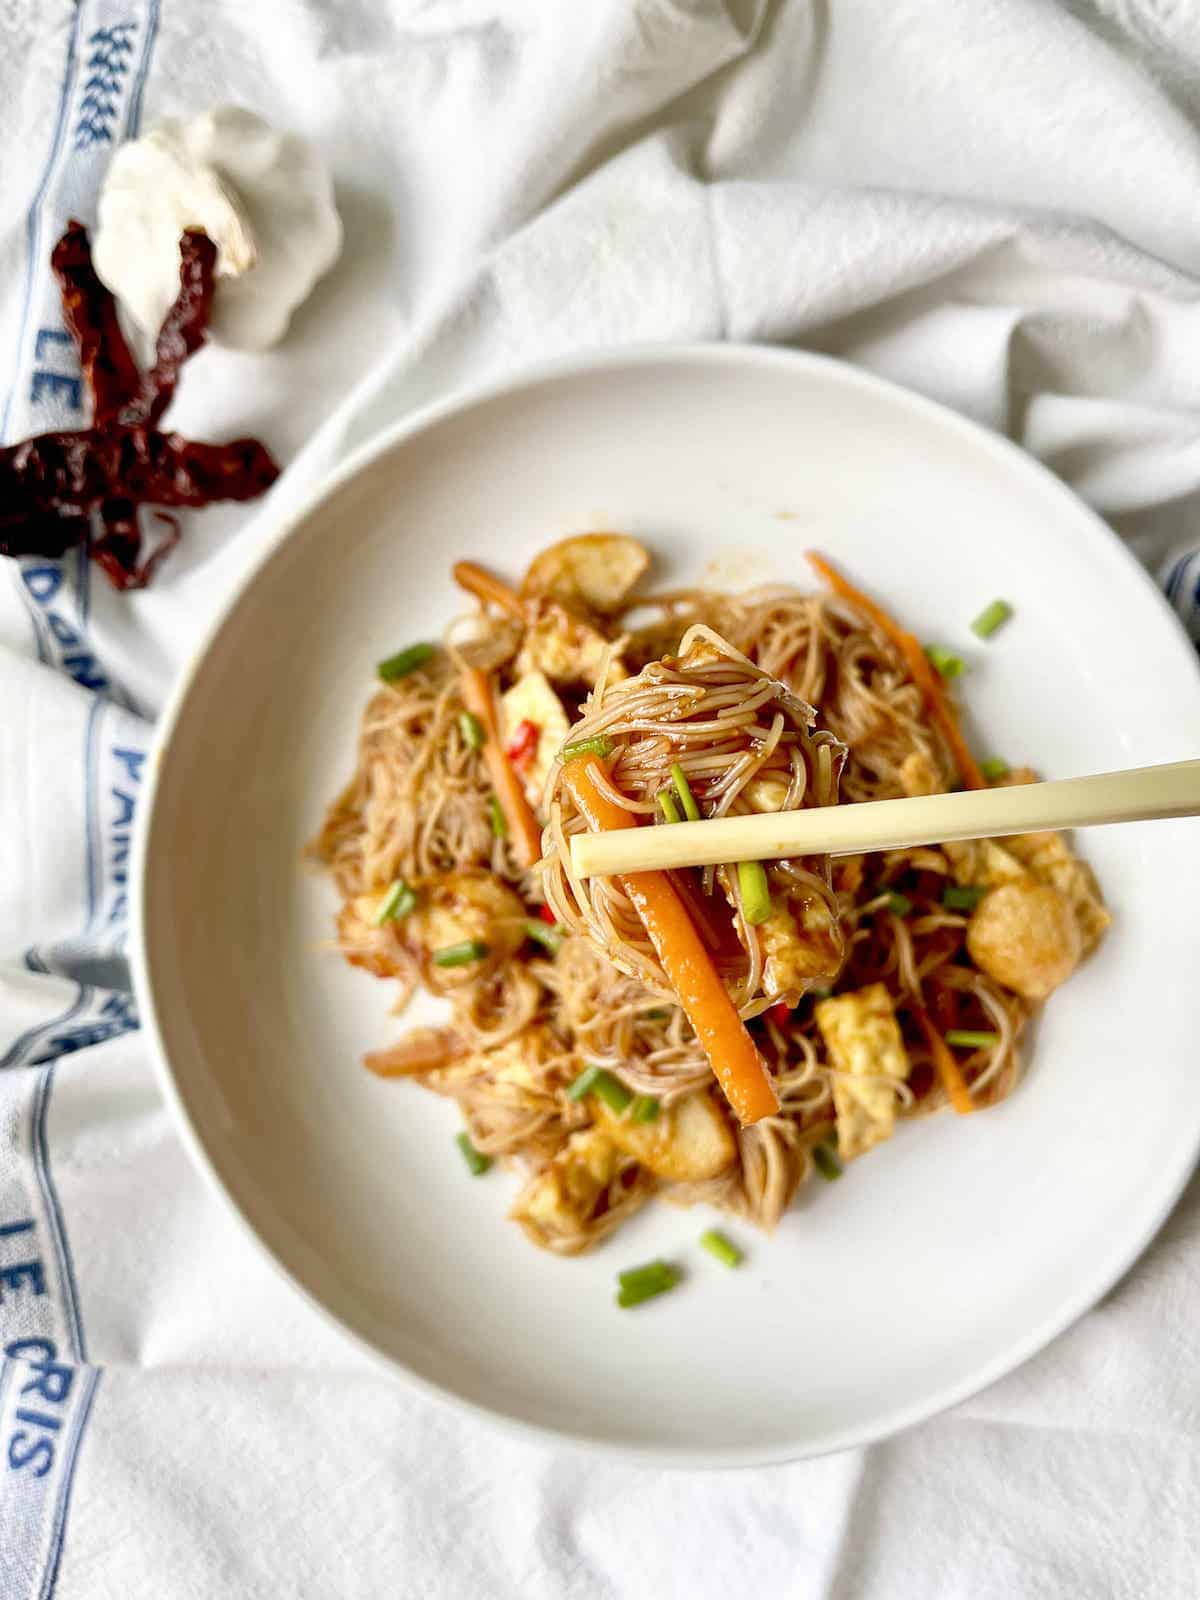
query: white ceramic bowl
[{"left": 133, "top": 346, "right": 1200, "bottom": 1466}]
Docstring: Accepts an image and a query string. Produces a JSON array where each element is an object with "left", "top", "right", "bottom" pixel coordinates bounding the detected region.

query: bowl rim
[{"left": 131, "top": 341, "right": 1200, "bottom": 1468}]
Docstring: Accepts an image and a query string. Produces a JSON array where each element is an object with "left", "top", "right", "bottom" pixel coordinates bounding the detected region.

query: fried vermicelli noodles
[
  {"left": 541, "top": 625, "right": 846, "bottom": 1017},
  {"left": 310, "top": 536, "right": 1110, "bottom": 1256}
]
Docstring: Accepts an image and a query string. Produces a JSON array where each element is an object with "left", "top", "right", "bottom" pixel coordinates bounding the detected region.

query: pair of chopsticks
[{"left": 570, "top": 760, "right": 1200, "bottom": 877}]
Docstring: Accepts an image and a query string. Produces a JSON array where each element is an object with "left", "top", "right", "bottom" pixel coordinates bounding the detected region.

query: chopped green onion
[
  {"left": 737, "top": 860, "right": 773, "bottom": 925},
  {"left": 488, "top": 793, "right": 507, "bottom": 838},
  {"left": 657, "top": 788, "right": 682, "bottom": 825},
  {"left": 566, "top": 1064, "right": 632, "bottom": 1112},
  {"left": 560, "top": 735, "right": 613, "bottom": 764},
  {"left": 809, "top": 985, "right": 833, "bottom": 1001},
  {"left": 432, "top": 938, "right": 489, "bottom": 968},
  {"left": 980, "top": 756, "right": 1009, "bottom": 782},
  {"left": 616, "top": 1260, "right": 680, "bottom": 1307},
  {"left": 925, "top": 644, "right": 965, "bottom": 681},
  {"left": 812, "top": 1142, "right": 843, "bottom": 1182},
  {"left": 945, "top": 1029, "right": 1000, "bottom": 1050},
  {"left": 629, "top": 1094, "right": 660, "bottom": 1124},
  {"left": 458, "top": 710, "right": 485, "bottom": 751},
  {"left": 943, "top": 884, "right": 986, "bottom": 911},
  {"left": 373, "top": 878, "right": 418, "bottom": 924},
  {"left": 456, "top": 1132, "right": 491, "bottom": 1176},
  {"left": 670, "top": 762, "right": 701, "bottom": 822},
  {"left": 377, "top": 642, "right": 434, "bottom": 682},
  {"left": 566, "top": 1064, "right": 601, "bottom": 1101},
  {"left": 644, "top": 1008, "right": 671, "bottom": 1021},
  {"left": 699, "top": 1229, "right": 742, "bottom": 1268},
  {"left": 524, "top": 919, "right": 564, "bottom": 955},
  {"left": 886, "top": 891, "right": 912, "bottom": 917},
  {"left": 592, "top": 1072, "right": 633, "bottom": 1114},
  {"left": 617, "top": 1261, "right": 676, "bottom": 1292},
  {"left": 971, "top": 599, "right": 1013, "bottom": 640}
]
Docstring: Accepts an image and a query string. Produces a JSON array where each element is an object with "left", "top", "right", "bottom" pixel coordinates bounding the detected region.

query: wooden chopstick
[{"left": 569, "top": 759, "right": 1200, "bottom": 878}]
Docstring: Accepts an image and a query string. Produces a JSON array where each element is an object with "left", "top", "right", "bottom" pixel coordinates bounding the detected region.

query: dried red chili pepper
[{"left": 0, "top": 220, "right": 279, "bottom": 588}]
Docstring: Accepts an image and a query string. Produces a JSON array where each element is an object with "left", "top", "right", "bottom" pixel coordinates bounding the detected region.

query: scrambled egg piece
[
  {"left": 510, "top": 1126, "right": 625, "bottom": 1250},
  {"left": 966, "top": 881, "right": 1082, "bottom": 1001},
  {"left": 816, "top": 983, "right": 911, "bottom": 1161},
  {"left": 424, "top": 1025, "right": 559, "bottom": 1095},
  {"left": 501, "top": 670, "right": 571, "bottom": 806},
  {"left": 410, "top": 871, "right": 525, "bottom": 991},
  {"left": 521, "top": 533, "right": 649, "bottom": 615},
  {"left": 515, "top": 604, "right": 623, "bottom": 689},
  {"left": 944, "top": 838, "right": 1028, "bottom": 888},
  {"left": 758, "top": 898, "right": 843, "bottom": 998},
  {"left": 597, "top": 1090, "right": 735, "bottom": 1183}
]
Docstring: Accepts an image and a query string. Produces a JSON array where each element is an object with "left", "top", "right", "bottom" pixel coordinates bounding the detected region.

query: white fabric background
[{"left": 1, "top": 1, "right": 1199, "bottom": 1595}]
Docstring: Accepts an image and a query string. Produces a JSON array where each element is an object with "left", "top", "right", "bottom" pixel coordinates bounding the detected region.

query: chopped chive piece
[
  {"left": 737, "top": 860, "right": 773, "bottom": 925},
  {"left": 657, "top": 788, "right": 682, "bottom": 824},
  {"left": 488, "top": 793, "right": 507, "bottom": 838},
  {"left": 945, "top": 1029, "right": 1000, "bottom": 1049},
  {"left": 925, "top": 644, "right": 965, "bottom": 681},
  {"left": 886, "top": 891, "right": 912, "bottom": 917},
  {"left": 644, "top": 1008, "right": 671, "bottom": 1021},
  {"left": 971, "top": 599, "right": 1012, "bottom": 640},
  {"left": 591, "top": 1071, "right": 633, "bottom": 1114},
  {"left": 432, "top": 938, "right": 489, "bottom": 968},
  {"left": 943, "top": 884, "right": 986, "bottom": 911},
  {"left": 566, "top": 1064, "right": 602, "bottom": 1101},
  {"left": 670, "top": 762, "right": 701, "bottom": 821},
  {"left": 458, "top": 710, "right": 485, "bottom": 751},
  {"left": 616, "top": 1260, "right": 680, "bottom": 1305},
  {"left": 378, "top": 642, "right": 434, "bottom": 682},
  {"left": 629, "top": 1094, "right": 660, "bottom": 1123},
  {"left": 566, "top": 1064, "right": 632, "bottom": 1110},
  {"left": 812, "top": 1142, "right": 842, "bottom": 1182},
  {"left": 560, "top": 735, "right": 614, "bottom": 763},
  {"left": 980, "top": 756, "right": 1009, "bottom": 782},
  {"left": 525, "top": 918, "right": 564, "bottom": 955},
  {"left": 699, "top": 1229, "right": 742, "bottom": 1268},
  {"left": 373, "top": 878, "right": 418, "bottom": 924},
  {"left": 617, "top": 1259, "right": 677, "bottom": 1292},
  {"left": 456, "top": 1132, "right": 491, "bottom": 1176}
]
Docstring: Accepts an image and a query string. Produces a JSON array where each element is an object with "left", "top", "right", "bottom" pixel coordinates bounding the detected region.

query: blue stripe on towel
[
  {"left": 36, "top": 1367, "right": 102, "bottom": 1600},
  {"left": 30, "top": 1068, "right": 88, "bottom": 1366}
]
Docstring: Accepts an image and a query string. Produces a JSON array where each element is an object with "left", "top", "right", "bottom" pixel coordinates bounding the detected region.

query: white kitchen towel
[{"left": 2, "top": 1, "right": 1200, "bottom": 1595}]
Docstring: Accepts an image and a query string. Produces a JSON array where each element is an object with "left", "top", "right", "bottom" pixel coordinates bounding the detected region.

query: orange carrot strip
[
  {"left": 563, "top": 759, "right": 780, "bottom": 1126},
  {"left": 806, "top": 551, "right": 986, "bottom": 790},
  {"left": 460, "top": 666, "right": 543, "bottom": 868},
  {"left": 452, "top": 560, "right": 525, "bottom": 620},
  {"left": 912, "top": 1005, "right": 976, "bottom": 1115}
]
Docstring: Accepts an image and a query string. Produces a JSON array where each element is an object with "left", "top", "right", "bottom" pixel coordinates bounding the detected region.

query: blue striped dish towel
[{"left": 2, "top": 2, "right": 1199, "bottom": 1596}]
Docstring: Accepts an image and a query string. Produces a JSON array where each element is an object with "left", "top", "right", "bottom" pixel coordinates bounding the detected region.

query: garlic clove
[{"left": 94, "top": 104, "right": 342, "bottom": 355}]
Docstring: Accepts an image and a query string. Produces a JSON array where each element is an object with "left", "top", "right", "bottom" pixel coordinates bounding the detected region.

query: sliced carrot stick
[
  {"left": 460, "top": 665, "right": 543, "bottom": 868},
  {"left": 563, "top": 759, "right": 780, "bottom": 1126},
  {"left": 453, "top": 560, "right": 526, "bottom": 620},
  {"left": 806, "top": 551, "right": 986, "bottom": 791},
  {"left": 912, "top": 1005, "right": 976, "bottom": 1115}
]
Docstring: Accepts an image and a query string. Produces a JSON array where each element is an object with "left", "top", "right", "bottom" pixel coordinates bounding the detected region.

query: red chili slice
[{"left": 505, "top": 719, "right": 540, "bottom": 767}]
